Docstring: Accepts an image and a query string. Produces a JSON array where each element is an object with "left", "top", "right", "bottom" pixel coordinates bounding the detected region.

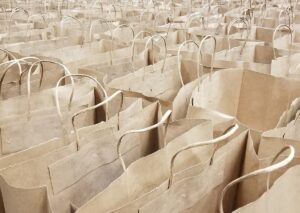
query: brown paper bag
[
  {"left": 271, "top": 52, "right": 300, "bottom": 78},
  {"left": 0, "top": 102, "right": 198, "bottom": 213},
  {"left": 223, "top": 144, "right": 295, "bottom": 213},
  {"left": 191, "top": 68, "right": 300, "bottom": 131},
  {"left": 107, "top": 56, "right": 180, "bottom": 102},
  {"left": 0, "top": 73, "right": 108, "bottom": 154},
  {"left": 74, "top": 118, "right": 213, "bottom": 213},
  {"left": 0, "top": 97, "right": 143, "bottom": 171},
  {"left": 76, "top": 122, "right": 247, "bottom": 213},
  {"left": 230, "top": 26, "right": 274, "bottom": 43},
  {"left": 2, "top": 38, "right": 77, "bottom": 54},
  {"left": 235, "top": 130, "right": 300, "bottom": 208},
  {"left": 214, "top": 44, "right": 293, "bottom": 74},
  {"left": 107, "top": 49, "right": 201, "bottom": 104},
  {"left": 233, "top": 165, "right": 300, "bottom": 213},
  {"left": 99, "top": 24, "right": 141, "bottom": 44},
  {"left": 171, "top": 79, "right": 199, "bottom": 120},
  {"left": 0, "top": 102, "right": 148, "bottom": 213},
  {"left": 0, "top": 141, "right": 78, "bottom": 213},
  {"left": 37, "top": 40, "right": 145, "bottom": 72},
  {"left": 273, "top": 26, "right": 300, "bottom": 51},
  {"left": 0, "top": 27, "right": 53, "bottom": 44},
  {"left": 0, "top": 58, "right": 67, "bottom": 100},
  {"left": 49, "top": 112, "right": 212, "bottom": 213},
  {"left": 75, "top": 97, "right": 144, "bottom": 148},
  {"left": 139, "top": 124, "right": 247, "bottom": 213},
  {"left": 51, "top": 20, "right": 87, "bottom": 45},
  {"left": 18, "top": 38, "right": 80, "bottom": 56},
  {"left": 262, "top": 115, "right": 300, "bottom": 141},
  {"left": 186, "top": 105, "right": 236, "bottom": 136},
  {"left": 0, "top": 72, "right": 106, "bottom": 121},
  {"left": 276, "top": 97, "right": 300, "bottom": 127},
  {"left": 78, "top": 47, "right": 159, "bottom": 86},
  {"left": 230, "top": 15, "right": 278, "bottom": 28}
]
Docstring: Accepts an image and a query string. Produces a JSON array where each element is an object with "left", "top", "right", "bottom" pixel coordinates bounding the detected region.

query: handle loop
[
  {"left": 8, "top": 8, "right": 29, "bottom": 36},
  {"left": 117, "top": 109, "right": 172, "bottom": 171},
  {"left": 144, "top": 34, "right": 167, "bottom": 74},
  {"left": 0, "top": 57, "right": 41, "bottom": 97},
  {"left": 61, "top": 15, "right": 84, "bottom": 45},
  {"left": 219, "top": 145, "right": 295, "bottom": 213},
  {"left": 55, "top": 73, "right": 107, "bottom": 120},
  {"left": 131, "top": 30, "right": 152, "bottom": 71},
  {"left": 177, "top": 40, "right": 199, "bottom": 86},
  {"left": 72, "top": 90, "right": 123, "bottom": 150},
  {"left": 27, "top": 60, "right": 74, "bottom": 120},
  {"left": 168, "top": 124, "right": 239, "bottom": 188},
  {"left": 197, "top": 35, "right": 216, "bottom": 88},
  {"left": 226, "top": 18, "right": 249, "bottom": 55},
  {"left": 272, "top": 24, "right": 293, "bottom": 59}
]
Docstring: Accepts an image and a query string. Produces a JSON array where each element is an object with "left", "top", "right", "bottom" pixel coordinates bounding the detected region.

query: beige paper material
[
  {"left": 107, "top": 56, "right": 199, "bottom": 104},
  {"left": 213, "top": 45, "right": 293, "bottom": 74},
  {"left": 234, "top": 165, "right": 300, "bottom": 213},
  {"left": 0, "top": 81, "right": 100, "bottom": 155},
  {"left": 0, "top": 141, "right": 77, "bottom": 213},
  {"left": 139, "top": 129, "right": 248, "bottom": 213},
  {"left": 76, "top": 121, "right": 244, "bottom": 213},
  {"left": 191, "top": 69, "right": 300, "bottom": 131},
  {"left": 236, "top": 131, "right": 300, "bottom": 208}
]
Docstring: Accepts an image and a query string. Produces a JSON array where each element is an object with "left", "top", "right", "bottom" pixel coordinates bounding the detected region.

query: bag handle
[
  {"left": 8, "top": 8, "right": 29, "bottom": 36},
  {"left": 144, "top": 34, "right": 167, "bottom": 75},
  {"left": 26, "top": 13, "right": 47, "bottom": 42},
  {"left": 185, "top": 13, "right": 205, "bottom": 41},
  {"left": 0, "top": 57, "right": 41, "bottom": 96},
  {"left": 72, "top": 90, "right": 123, "bottom": 150},
  {"left": 197, "top": 35, "right": 216, "bottom": 89},
  {"left": 89, "top": 18, "right": 112, "bottom": 42},
  {"left": 164, "top": 17, "right": 176, "bottom": 42},
  {"left": 131, "top": 30, "right": 153, "bottom": 71},
  {"left": 55, "top": 73, "right": 107, "bottom": 120},
  {"left": 139, "top": 11, "right": 153, "bottom": 24},
  {"left": 112, "top": 24, "right": 135, "bottom": 46},
  {"left": 219, "top": 145, "right": 295, "bottom": 213},
  {"left": 0, "top": 59, "right": 23, "bottom": 96},
  {"left": 278, "top": 7, "right": 292, "bottom": 27},
  {"left": 177, "top": 40, "right": 199, "bottom": 86},
  {"left": 26, "top": 60, "right": 75, "bottom": 120},
  {"left": 0, "top": 48, "right": 17, "bottom": 62},
  {"left": 282, "top": 7, "right": 293, "bottom": 22},
  {"left": 186, "top": 13, "right": 205, "bottom": 31},
  {"left": 226, "top": 18, "right": 249, "bottom": 55},
  {"left": 272, "top": 24, "right": 293, "bottom": 59},
  {"left": 0, "top": 55, "right": 23, "bottom": 76},
  {"left": 19, "top": 57, "right": 45, "bottom": 87},
  {"left": 167, "top": 123, "right": 239, "bottom": 189},
  {"left": 117, "top": 109, "right": 172, "bottom": 171},
  {"left": 89, "top": 18, "right": 113, "bottom": 65},
  {"left": 60, "top": 15, "right": 84, "bottom": 45}
]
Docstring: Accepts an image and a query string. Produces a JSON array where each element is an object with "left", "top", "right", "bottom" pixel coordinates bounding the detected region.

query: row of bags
[
  {"left": 0, "top": 74, "right": 299, "bottom": 213},
  {"left": 0, "top": 0, "right": 300, "bottom": 213}
]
